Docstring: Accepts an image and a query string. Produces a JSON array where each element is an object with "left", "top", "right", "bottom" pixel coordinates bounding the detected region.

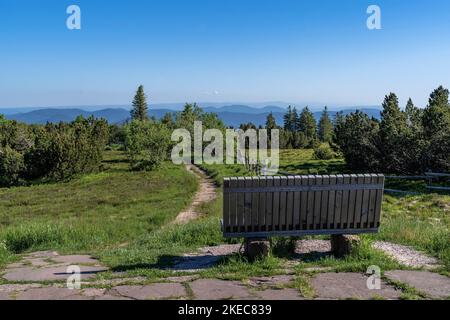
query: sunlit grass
[{"left": 0, "top": 150, "right": 198, "bottom": 267}]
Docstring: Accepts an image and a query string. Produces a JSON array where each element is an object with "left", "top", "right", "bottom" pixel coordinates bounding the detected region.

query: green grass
[
  {"left": 0, "top": 150, "right": 198, "bottom": 267},
  {"left": 371, "top": 193, "right": 450, "bottom": 271},
  {"left": 198, "top": 164, "right": 254, "bottom": 186},
  {"left": 199, "top": 149, "right": 346, "bottom": 186},
  {"left": 194, "top": 149, "right": 450, "bottom": 277},
  {"left": 0, "top": 147, "right": 448, "bottom": 285},
  {"left": 279, "top": 149, "right": 346, "bottom": 175}
]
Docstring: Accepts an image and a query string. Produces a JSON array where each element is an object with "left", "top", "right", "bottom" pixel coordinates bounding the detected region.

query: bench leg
[
  {"left": 244, "top": 238, "right": 270, "bottom": 261},
  {"left": 331, "top": 234, "right": 361, "bottom": 257}
]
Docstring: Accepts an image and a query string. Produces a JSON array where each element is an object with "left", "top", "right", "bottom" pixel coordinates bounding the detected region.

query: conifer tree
[
  {"left": 422, "top": 86, "right": 450, "bottom": 138},
  {"left": 297, "top": 106, "right": 317, "bottom": 146},
  {"left": 405, "top": 98, "right": 421, "bottom": 128},
  {"left": 318, "top": 106, "right": 333, "bottom": 143},
  {"left": 283, "top": 106, "right": 295, "bottom": 131},
  {"left": 130, "top": 85, "right": 149, "bottom": 122},
  {"left": 379, "top": 93, "right": 408, "bottom": 173},
  {"left": 266, "top": 112, "right": 277, "bottom": 130},
  {"left": 422, "top": 86, "right": 450, "bottom": 171}
]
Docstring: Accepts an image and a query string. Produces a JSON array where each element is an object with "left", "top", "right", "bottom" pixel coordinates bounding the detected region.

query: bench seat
[{"left": 222, "top": 174, "right": 385, "bottom": 239}]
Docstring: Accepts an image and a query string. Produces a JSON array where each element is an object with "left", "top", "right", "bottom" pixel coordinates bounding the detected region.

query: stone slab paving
[
  {"left": 2, "top": 250, "right": 449, "bottom": 300},
  {"left": 0, "top": 292, "right": 12, "bottom": 300},
  {"left": 51, "top": 255, "right": 101, "bottom": 265},
  {"left": 2, "top": 252, "right": 108, "bottom": 283},
  {"left": 112, "top": 283, "right": 187, "bottom": 300},
  {"left": 189, "top": 279, "right": 254, "bottom": 300},
  {"left": 3, "top": 265, "right": 108, "bottom": 282},
  {"left": 15, "top": 287, "right": 87, "bottom": 300},
  {"left": 254, "top": 288, "right": 304, "bottom": 300},
  {"left": 246, "top": 275, "right": 294, "bottom": 288},
  {"left": 311, "top": 273, "right": 402, "bottom": 300},
  {"left": 384, "top": 270, "right": 450, "bottom": 299}
]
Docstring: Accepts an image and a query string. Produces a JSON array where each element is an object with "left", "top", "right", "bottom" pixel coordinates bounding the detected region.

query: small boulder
[
  {"left": 244, "top": 238, "right": 270, "bottom": 260},
  {"left": 331, "top": 234, "right": 360, "bottom": 257}
]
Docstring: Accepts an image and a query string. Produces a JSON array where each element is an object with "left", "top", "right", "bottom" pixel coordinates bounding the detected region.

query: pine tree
[
  {"left": 422, "top": 86, "right": 450, "bottom": 138},
  {"left": 379, "top": 93, "right": 409, "bottom": 173},
  {"left": 405, "top": 98, "right": 420, "bottom": 128},
  {"left": 333, "top": 111, "right": 380, "bottom": 171},
  {"left": 161, "top": 112, "right": 174, "bottom": 127},
  {"left": 130, "top": 85, "right": 149, "bottom": 121},
  {"left": 318, "top": 106, "right": 333, "bottom": 143},
  {"left": 297, "top": 106, "right": 317, "bottom": 146},
  {"left": 292, "top": 107, "right": 299, "bottom": 131},
  {"left": 266, "top": 112, "right": 277, "bottom": 130},
  {"left": 265, "top": 112, "right": 277, "bottom": 138},
  {"left": 283, "top": 106, "right": 293, "bottom": 131},
  {"left": 422, "top": 86, "right": 450, "bottom": 171}
]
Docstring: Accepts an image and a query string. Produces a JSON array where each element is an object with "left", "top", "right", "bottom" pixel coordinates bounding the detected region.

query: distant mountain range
[{"left": 2, "top": 105, "right": 382, "bottom": 127}]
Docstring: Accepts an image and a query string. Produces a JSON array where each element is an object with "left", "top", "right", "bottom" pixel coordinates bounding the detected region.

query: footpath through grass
[{"left": 0, "top": 150, "right": 198, "bottom": 267}]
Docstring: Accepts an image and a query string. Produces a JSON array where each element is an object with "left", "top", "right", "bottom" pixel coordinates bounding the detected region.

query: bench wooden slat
[
  {"left": 244, "top": 177, "right": 253, "bottom": 232},
  {"left": 334, "top": 175, "right": 344, "bottom": 228},
  {"left": 272, "top": 176, "right": 280, "bottom": 231},
  {"left": 361, "top": 175, "right": 372, "bottom": 228},
  {"left": 279, "top": 177, "right": 288, "bottom": 230},
  {"left": 306, "top": 175, "right": 315, "bottom": 229},
  {"left": 327, "top": 175, "right": 336, "bottom": 229},
  {"left": 251, "top": 177, "right": 259, "bottom": 232},
  {"left": 368, "top": 174, "right": 378, "bottom": 228},
  {"left": 313, "top": 175, "right": 323, "bottom": 229},
  {"left": 229, "top": 178, "right": 238, "bottom": 232},
  {"left": 341, "top": 175, "right": 350, "bottom": 229},
  {"left": 258, "top": 177, "right": 267, "bottom": 232},
  {"left": 293, "top": 176, "right": 301, "bottom": 230},
  {"left": 348, "top": 175, "right": 358, "bottom": 228},
  {"left": 374, "top": 174, "right": 385, "bottom": 228},
  {"left": 354, "top": 175, "right": 364, "bottom": 228},
  {"left": 286, "top": 176, "right": 295, "bottom": 230},
  {"left": 223, "top": 178, "right": 230, "bottom": 232},
  {"left": 320, "top": 175, "right": 330, "bottom": 229},
  {"left": 300, "top": 175, "right": 309, "bottom": 229},
  {"left": 237, "top": 177, "right": 246, "bottom": 232},
  {"left": 265, "top": 176, "right": 274, "bottom": 232}
]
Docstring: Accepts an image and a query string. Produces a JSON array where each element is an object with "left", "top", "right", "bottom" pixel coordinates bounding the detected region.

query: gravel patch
[
  {"left": 373, "top": 241, "right": 441, "bottom": 269},
  {"left": 295, "top": 240, "right": 331, "bottom": 254}
]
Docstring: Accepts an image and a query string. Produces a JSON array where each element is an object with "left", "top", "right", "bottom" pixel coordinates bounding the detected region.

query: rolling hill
[{"left": 2, "top": 106, "right": 381, "bottom": 126}]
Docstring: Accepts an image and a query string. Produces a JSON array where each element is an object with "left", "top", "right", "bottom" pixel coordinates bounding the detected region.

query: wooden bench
[{"left": 222, "top": 174, "right": 385, "bottom": 258}]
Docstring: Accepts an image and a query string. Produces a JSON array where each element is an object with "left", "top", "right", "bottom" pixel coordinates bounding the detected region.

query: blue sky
[{"left": 0, "top": 0, "right": 449, "bottom": 108}]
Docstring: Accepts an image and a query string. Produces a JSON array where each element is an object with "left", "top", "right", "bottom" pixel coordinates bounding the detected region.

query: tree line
[
  {"left": 0, "top": 115, "right": 108, "bottom": 187},
  {"left": 333, "top": 86, "right": 450, "bottom": 174},
  {"left": 262, "top": 106, "right": 333, "bottom": 150},
  {"left": 2, "top": 84, "right": 448, "bottom": 188}
]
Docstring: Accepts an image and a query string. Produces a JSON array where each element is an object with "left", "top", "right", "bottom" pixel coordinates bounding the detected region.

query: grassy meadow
[
  {"left": 0, "top": 148, "right": 448, "bottom": 290},
  {"left": 0, "top": 150, "right": 198, "bottom": 267}
]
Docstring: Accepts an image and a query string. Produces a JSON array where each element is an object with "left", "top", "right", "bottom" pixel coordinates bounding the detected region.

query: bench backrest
[{"left": 223, "top": 174, "right": 385, "bottom": 238}]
